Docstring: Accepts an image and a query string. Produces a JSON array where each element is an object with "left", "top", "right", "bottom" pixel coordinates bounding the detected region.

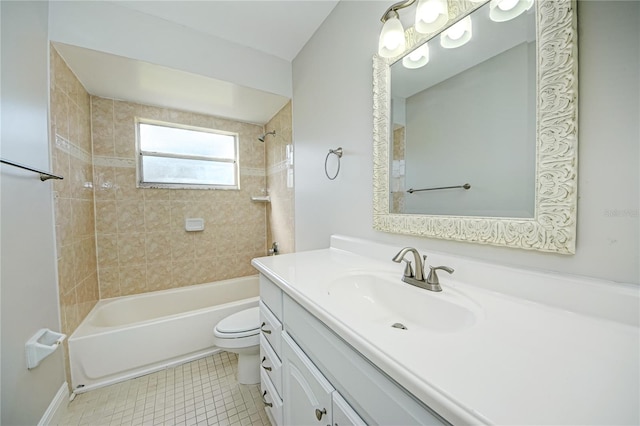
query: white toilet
[{"left": 213, "top": 307, "right": 260, "bottom": 384}]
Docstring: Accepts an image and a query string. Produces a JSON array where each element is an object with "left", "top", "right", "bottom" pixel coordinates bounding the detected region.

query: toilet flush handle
[{"left": 260, "top": 322, "right": 272, "bottom": 334}]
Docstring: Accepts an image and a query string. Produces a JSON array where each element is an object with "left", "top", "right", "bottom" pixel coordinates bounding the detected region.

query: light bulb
[
  {"left": 446, "top": 20, "right": 466, "bottom": 40},
  {"left": 409, "top": 50, "right": 423, "bottom": 61},
  {"left": 419, "top": 1, "right": 441, "bottom": 23},
  {"left": 498, "top": 0, "right": 519, "bottom": 11},
  {"left": 402, "top": 43, "right": 430, "bottom": 69},
  {"left": 415, "top": 0, "right": 449, "bottom": 34},
  {"left": 378, "top": 15, "right": 406, "bottom": 58},
  {"left": 440, "top": 16, "right": 472, "bottom": 49},
  {"left": 489, "top": 0, "right": 534, "bottom": 22}
]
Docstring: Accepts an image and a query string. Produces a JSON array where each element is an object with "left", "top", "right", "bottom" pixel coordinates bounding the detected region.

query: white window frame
[{"left": 135, "top": 118, "right": 240, "bottom": 190}]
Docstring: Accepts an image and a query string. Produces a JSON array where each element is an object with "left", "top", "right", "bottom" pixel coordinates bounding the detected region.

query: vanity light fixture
[
  {"left": 378, "top": 0, "right": 449, "bottom": 58},
  {"left": 489, "top": 0, "right": 534, "bottom": 22},
  {"left": 402, "top": 43, "right": 430, "bottom": 69},
  {"left": 378, "top": 8, "right": 407, "bottom": 58},
  {"left": 440, "top": 16, "right": 472, "bottom": 48}
]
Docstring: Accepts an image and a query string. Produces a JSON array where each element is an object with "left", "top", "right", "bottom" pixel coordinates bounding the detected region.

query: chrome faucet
[
  {"left": 392, "top": 247, "right": 453, "bottom": 292},
  {"left": 392, "top": 247, "right": 427, "bottom": 287}
]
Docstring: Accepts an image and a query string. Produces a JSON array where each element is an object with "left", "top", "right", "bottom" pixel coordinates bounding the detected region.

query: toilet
[{"left": 213, "top": 307, "right": 260, "bottom": 384}]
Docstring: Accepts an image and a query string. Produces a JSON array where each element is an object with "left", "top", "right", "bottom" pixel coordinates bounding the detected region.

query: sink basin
[{"left": 327, "top": 273, "right": 482, "bottom": 333}]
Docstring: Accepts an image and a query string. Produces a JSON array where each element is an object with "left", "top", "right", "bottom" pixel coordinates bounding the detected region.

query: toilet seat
[{"left": 214, "top": 307, "right": 259, "bottom": 338}]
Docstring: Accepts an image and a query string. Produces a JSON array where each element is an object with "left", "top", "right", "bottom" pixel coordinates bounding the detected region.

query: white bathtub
[{"left": 69, "top": 276, "right": 259, "bottom": 393}]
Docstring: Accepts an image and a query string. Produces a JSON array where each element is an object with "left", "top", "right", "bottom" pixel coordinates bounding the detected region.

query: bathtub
[{"left": 69, "top": 276, "right": 259, "bottom": 393}]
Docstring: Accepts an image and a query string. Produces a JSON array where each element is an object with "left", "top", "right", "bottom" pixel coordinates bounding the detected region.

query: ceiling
[
  {"left": 112, "top": 1, "right": 340, "bottom": 62},
  {"left": 54, "top": 1, "right": 340, "bottom": 125}
]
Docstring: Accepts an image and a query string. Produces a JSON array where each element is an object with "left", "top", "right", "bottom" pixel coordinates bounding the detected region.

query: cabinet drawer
[
  {"left": 260, "top": 334, "right": 282, "bottom": 396},
  {"left": 260, "top": 275, "right": 283, "bottom": 320},
  {"left": 260, "top": 369, "right": 283, "bottom": 426},
  {"left": 260, "top": 301, "right": 282, "bottom": 355}
]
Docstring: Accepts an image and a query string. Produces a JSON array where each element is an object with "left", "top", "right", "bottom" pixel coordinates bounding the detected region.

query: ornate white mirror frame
[{"left": 372, "top": 0, "right": 578, "bottom": 254}]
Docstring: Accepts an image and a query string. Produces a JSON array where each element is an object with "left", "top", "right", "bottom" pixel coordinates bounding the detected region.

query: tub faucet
[{"left": 268, "top": 242, "right": 279, "bottom": 256}]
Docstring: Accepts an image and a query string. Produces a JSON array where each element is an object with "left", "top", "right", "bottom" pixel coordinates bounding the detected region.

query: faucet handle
[
  {"left": 426, "top": 266, "right": 454, "bottom": 285},
  {"left": 401, "top": 259, "right": 414, "bottom": 278}
]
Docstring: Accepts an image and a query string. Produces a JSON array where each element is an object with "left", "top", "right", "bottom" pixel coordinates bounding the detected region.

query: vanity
[{"left": 252, "top": 235, "right": 639, "bottom": 425}]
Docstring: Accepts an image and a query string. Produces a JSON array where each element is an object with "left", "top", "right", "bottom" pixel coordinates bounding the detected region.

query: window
[{"left": 136, "top": 119, "right": 239, "bottom": 189}]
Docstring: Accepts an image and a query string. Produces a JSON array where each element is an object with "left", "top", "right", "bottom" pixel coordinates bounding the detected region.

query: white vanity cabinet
[
  {"left": 259, "top": 276, "right": 284, "bottom": 425},
  {"left": 258, "top": 273, "right": 445, "bottom": 426}
]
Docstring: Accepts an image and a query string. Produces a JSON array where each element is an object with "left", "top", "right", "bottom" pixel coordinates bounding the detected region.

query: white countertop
[{"left": 252, "top": 236, "right": 639, "bottom": 425}]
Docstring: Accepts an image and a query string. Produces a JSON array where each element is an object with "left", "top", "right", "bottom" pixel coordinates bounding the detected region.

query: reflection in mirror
[{"left": 390, "top": 2, "right": 536, "bottom": 217}]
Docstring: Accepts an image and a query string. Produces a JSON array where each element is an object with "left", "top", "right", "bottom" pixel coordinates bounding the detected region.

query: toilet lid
[{"left": 215, "top": 307, "right": 260, "bottom": 334}]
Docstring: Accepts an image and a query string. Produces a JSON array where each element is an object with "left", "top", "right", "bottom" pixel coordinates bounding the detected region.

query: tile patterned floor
[{"left": 54, "top": 352, "right": 270, "bottom": 426}]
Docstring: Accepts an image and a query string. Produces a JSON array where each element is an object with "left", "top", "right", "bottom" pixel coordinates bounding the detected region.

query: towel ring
[{"left": 325, "top": 147, "right": 343, "bottom": 180}]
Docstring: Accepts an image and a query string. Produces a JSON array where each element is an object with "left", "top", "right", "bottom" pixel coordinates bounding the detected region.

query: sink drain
[{"left": 391, "top": 322, "right": 407, "bottom": 330}]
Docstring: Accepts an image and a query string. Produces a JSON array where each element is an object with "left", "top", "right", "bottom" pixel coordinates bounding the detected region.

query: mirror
[
  {"left": 373, "top": 0, "right": 578, "bottom": 254},
  {"left": 390, "top": 2, "right": 535, "bottom": 218}
]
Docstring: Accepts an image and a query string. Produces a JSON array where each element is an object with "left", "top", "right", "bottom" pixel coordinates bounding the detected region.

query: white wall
[
  {"left": 48, "top": 1, "right": 292, "bottom": 98},
  {"left": 292, "top": 1, "right": 639, "bottom": 285},
  {"left": 0, "top": 2, "right": 66, "bottom": 424}
]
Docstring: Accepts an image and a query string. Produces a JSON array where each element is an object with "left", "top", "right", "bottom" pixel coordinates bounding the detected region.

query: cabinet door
[
  {"left": 282, "top": 333, "right": 334, "bottom": 426},
  {"left": 332, "top": 392, "right": 367, "bottom": 426}
]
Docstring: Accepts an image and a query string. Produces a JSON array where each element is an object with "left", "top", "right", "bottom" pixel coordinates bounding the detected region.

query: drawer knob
[
  {"left": 315, "top": 408, "right": 327, "bottom": 421},
  {"left": 260, "top": 322, "right": 272, "bottom": 334},
  {"left": 261, "top": 356, "right": 272, "bottom": 371},
  {"left": 261, "top": 390, "right": 273, "bottom": 408}
]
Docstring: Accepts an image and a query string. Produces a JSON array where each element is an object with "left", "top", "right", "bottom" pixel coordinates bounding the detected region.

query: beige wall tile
[
  {"left": 91, "top": 97, "right": 115, "bottom": 157},
  {"left": 93, "top": 166, "right": 116, "bottom": 200},
  {"left": 171, "top": 259, "right": 196, "bottom": 287},
  {"left": 51, "top": 86, "right": 70, "bottom": 140},
  {"left": 119, "top": 265, "right": 147, "bottom": 296},
  {"left": 68, "top": 102, "right": 81, "bottom": 146},
  {"left": 98, "top": 267, "right": 120, "bottom": 299},
  {"left": 71, "top": 199, "right": 95, "bottom": 239},
  {"left": 57, "top": 244, "right": 75, "bottom": 295},
  {"left": 114, "top": 167, "right": 142, "bottom": 201},
  {"left": 265, "top": 101, "right": 294, "bottom": 254},
  {"left": 170, "top": 231, "right": 194, "bottom": 262},
  {"left": 144, "top": 200, "right": 171, "bottom": 233},
  {"left": 74, "top": 237, "right": 97, "bottom": 283},
  {"left": 142, "top": 188, "right": 172, "bottom": 201},
  {"left": 87, "top": 97, "right": 290, "bottom": 298},
  {"left": 145, "top": 232, "right": 172, "bottom": 264},
  {"left": 114, "top": 101, "right": 136, "bottom": 158},
  {"left": 116, "top": 200, "right": 145, "bottom": 234},
  {"left": 95, "top": 200, "right": 118, "bottom": 234},
  {"left": 55, "top": 196, "right": 73, "bottom": 247},
  {"left": 97, "top": 234, "right": 119, "bottom": 268},
  {"left": 146, "top": 262, "right": 173, "bottom": 292},
  {"left": 52, "top": 148, "right": 71, "bottom": 196},
  {"left": 50, "top": 47, "right": 99, "bottom": 390},
  {"left": 117, "top": 232, "right": 146, "bottom": 266}
]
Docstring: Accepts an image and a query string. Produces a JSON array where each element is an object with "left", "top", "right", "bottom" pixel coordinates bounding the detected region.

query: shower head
[{"left": 258, "top": 130, "right": 276, "bottom": 142}]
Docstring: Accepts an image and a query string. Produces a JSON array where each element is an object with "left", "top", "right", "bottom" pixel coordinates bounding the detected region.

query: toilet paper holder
[{"left": 25, "top": 328, "right": 66, "bottom": 370}]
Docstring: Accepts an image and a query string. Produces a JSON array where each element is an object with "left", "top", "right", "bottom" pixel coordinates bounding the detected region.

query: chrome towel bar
[
  {"left": 0, "top": 158, "right": 64, "bottom": 181},
  {"left": 407, "top": 183, "right": 470, "bottom": 193}
]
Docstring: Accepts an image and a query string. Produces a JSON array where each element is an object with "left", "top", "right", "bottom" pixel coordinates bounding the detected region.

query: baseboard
[{"left": 38, "top": 382, "right": 69, "bottom": 426}]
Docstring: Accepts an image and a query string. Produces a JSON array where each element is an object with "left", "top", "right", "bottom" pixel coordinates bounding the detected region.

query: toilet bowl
[{"left": 213, "top": 307, "right": 260, "bottom": 384}]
